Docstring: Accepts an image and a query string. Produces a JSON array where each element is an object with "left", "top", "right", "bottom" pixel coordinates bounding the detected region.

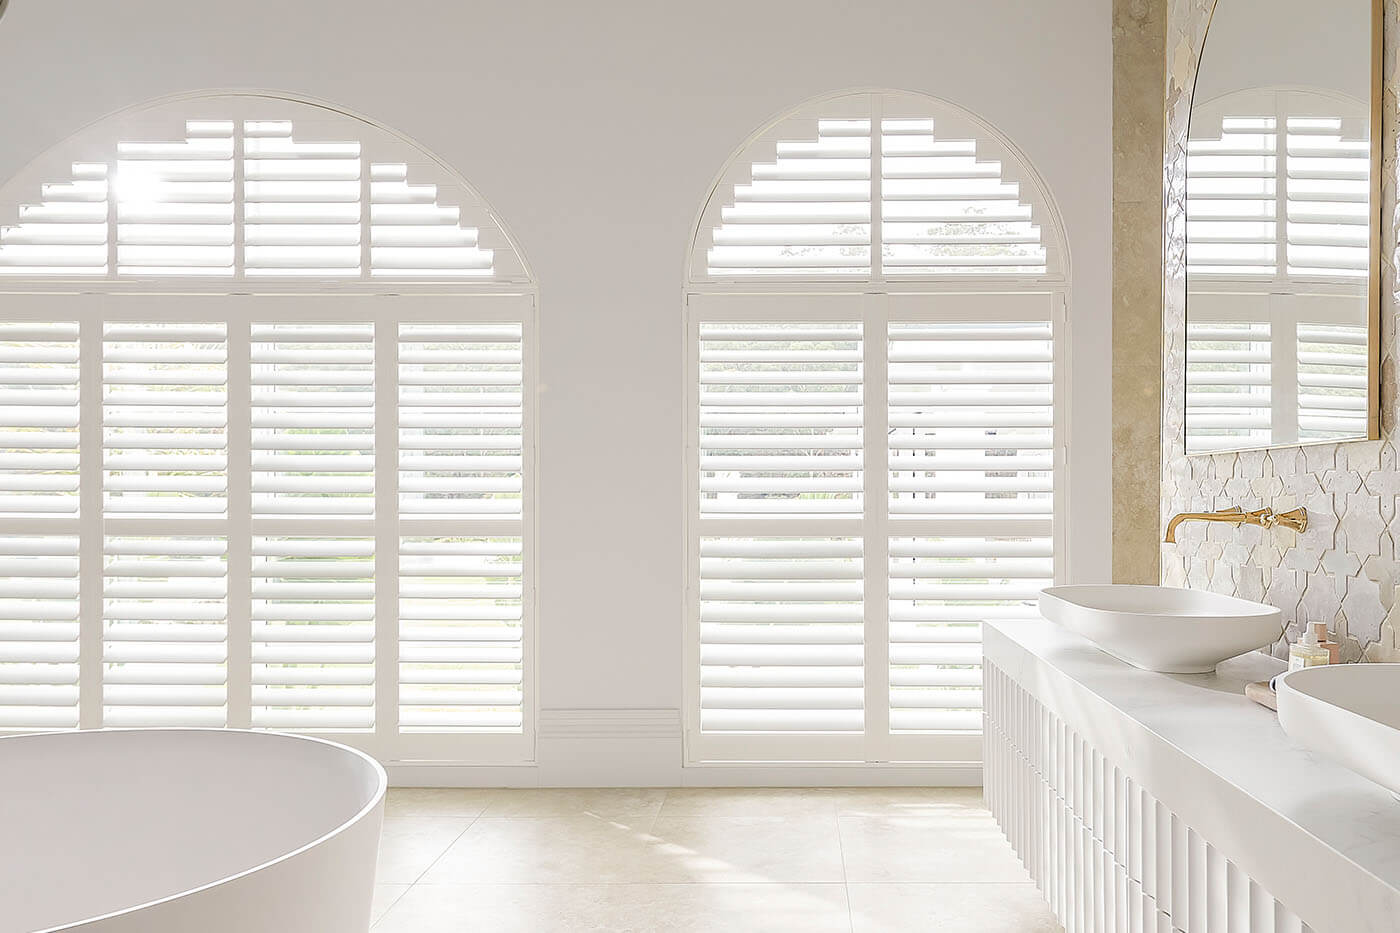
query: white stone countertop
[{"left": 985, "top": 619, "right": 1400, "bottom": 933}]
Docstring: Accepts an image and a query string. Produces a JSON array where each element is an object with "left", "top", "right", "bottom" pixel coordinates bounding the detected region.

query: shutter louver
[
  {"left": 699, "top": 537, "right": 863, "bottom": 733},
  {"left": 888, "top": 535, "right": 1049, "bottom": 732},
  {"left": 103, "top": 323, "right": 228, "bottom": 515},
  {"left": 699, "top": 322, "right": 862, "bottom": 516},
  {"left": 0, "top": 323, "right": 80, "bottom": 516},
  {"left": 1297, "top": 322, "right": 1368, "bottom": 440},
  {"left": 102, "top": 535, "right": 228, "bottom": 727},
  {"left": 399, "top": 536, "right": 523, "bottom": 730},
  {"left": 0, "top": 536, "right": 79, "bottom": 729},
  {"left": 706, "top": 120, "right": 872, "bottom": 277},
  {"left": 251, "top": 323, "right": 375, "bottom": 517},
  {"left": 398, "top": 324, "right": 522, "bottom": 517},
  {"left": 0, "top": 163, "right": 108, "bottom": 275},
  {"left": 1185, "top": 321, "right": 1272, "bottom": 450},
  {"left": 251, "top": 535, "right": 375, "bottom": 730},
  {"left": 887, "top": 322, "right": 1053, "bottom": 520},
  {"left": 370, "top": 163, "right": 493, "bottom": 277},
  {"left": 880, "top": 118, "right": 1047, "bottom": 275},
  {"left": 1186, "top": 116, "right": 1278, "bottom": 277},
  {"left": 116, "top": 120, "right": 235, "bottom": 276},
  {"left": 1286, "top": 117, "right": 1369, "bottom": 278},
  {"left": 243, "top": 121, "right": 362, "bottom": 277}
]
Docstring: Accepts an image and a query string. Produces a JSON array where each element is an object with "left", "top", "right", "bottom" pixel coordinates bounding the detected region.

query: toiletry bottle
[
  {"left": 1310, "top": 622, "right": 1340, "bottom": 665},
  {"left": 1288, "top": 626, "right": 1330, "bottom": 671}
]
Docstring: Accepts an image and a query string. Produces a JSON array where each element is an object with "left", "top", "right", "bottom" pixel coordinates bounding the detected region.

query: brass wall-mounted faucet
[{"left": 1163, "top": 506, "right": 1308, "bottom": 543}]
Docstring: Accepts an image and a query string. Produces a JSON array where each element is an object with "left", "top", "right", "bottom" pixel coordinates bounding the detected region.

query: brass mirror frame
[{"left": 1183, "top": 0, "right": 1382, "bottom": 456}]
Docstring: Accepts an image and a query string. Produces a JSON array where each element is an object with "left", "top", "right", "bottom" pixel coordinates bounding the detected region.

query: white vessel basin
[
  {"left": 1277, "top": 664, "right": 1400, "bottom": 798},
  {"left": 1038, "top": 584, "right": 1284, "bottom": 673}
]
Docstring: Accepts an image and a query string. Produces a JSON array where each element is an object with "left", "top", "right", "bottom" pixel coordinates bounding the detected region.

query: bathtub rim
[{"left": 0, "top": 727, "right": 387, "bottom": 933}]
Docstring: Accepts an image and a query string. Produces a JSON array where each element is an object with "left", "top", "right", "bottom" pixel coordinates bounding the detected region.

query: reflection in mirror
[{"left": 1185, "top": 0, "right": 1377, "bottom": 454}]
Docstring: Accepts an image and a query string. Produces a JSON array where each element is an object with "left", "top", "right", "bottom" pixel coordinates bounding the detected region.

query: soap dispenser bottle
[{"left": 1288, "top": 625, "right": 1330, "bottom": 671}]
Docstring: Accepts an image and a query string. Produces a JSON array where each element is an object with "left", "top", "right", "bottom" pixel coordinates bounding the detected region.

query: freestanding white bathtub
[{"left": 0, "top": 729, "right": 386, "bottom": 933}]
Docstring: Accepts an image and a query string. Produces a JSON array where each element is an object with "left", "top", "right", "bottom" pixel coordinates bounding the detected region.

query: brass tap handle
[{"left": 1271, "top": 507, "right": 1308, "bottom": 533}]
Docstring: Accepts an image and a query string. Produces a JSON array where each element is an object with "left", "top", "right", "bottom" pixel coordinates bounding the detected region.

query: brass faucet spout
[{"left": 1163, "top": 506, "right": 1284, "bottom": 543}]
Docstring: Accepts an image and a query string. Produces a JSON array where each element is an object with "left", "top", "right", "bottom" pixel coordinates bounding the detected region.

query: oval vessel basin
[
  {"left": 1038, "top": 584, "right": 1283, "bottom": 673},
  {"left": 1277, "top": 663, "right": 1400, "bottom": 798}
]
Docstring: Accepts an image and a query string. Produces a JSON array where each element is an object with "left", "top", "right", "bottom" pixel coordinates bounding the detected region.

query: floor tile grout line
[
  {"left": 406, "top": 808, "right": 485, "bottom": 887},
  {"left": 835, "top": 808, "right": 856, "bottom": 933}
]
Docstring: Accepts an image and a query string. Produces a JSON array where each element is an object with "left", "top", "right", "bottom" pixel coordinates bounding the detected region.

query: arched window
[
  {"left": 684, "top": 90, "right": 1068, "bottom": 765},
  {"left": 0, "top": 93, "right": 535, "bottom": 767}
]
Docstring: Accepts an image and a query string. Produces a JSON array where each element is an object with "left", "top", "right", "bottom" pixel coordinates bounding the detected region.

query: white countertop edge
[{"left": 985, "top": 620, "right": 1400, "bottom": 933}]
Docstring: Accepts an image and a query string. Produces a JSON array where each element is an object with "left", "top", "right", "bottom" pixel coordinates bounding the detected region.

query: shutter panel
[
  {"left": 370, "top": 164, "right": 493, "bottom": 277},
  {"left": 0, "top": 162, "right": 108, "bottom": 275},
  {"left": 880, "top": 118, "right": 1047, "bottom": 275},
  {"left": 0, "top": 323, "right": 80, "bottom": 516},
  {"left": 103, "top": 323, "right": 228, "bottom": 515},
  {"left": 251, "top": 323, "right": 375, "bottom": 517},
  {"left": 398, "top": 323, "right": 522, "bottom": 517},
  {"left": 0, "top": 536, "right": 80, "bottom": 729},
  {"left": 116, "top": 120, "right": 235, "bottom": 276},
  {"left": 243, "top": 121, "right": 362, "bottom": 277},
  {"left": 102, "top": 535, "right": 228, "bottom": 727},
  {"left": 1297, "top": 322, "right": 1368, "bottom": 440},
  {"left": 888, "top": 536, "right": 1049, "bottom": 731},
  {"left": 398, "top": 536, "right": 523, "bottom": 730},
  {"left": 887, "top": 322, "right": 1053, "bottom": 519},
  {"left": 1185, "top": 321, "right": 1272, "bottom": 451},
  {"left": 699, "top": 322, "right": 862, "bottom": 516},
  {"left": 705, "top": 119, "right": 872, "bottom": 277},
  {"left": 1186, "top": 116, "right": 1278, "bottom": 276},
  {"left": 1285, "top": 116, "right": 1369, "bottom": 278},
  {"left": 699, "top": 537, "right": 863, "bottom": 733},
  {"left": 251, "top": 535, "right": 375, "bottom": 730}
]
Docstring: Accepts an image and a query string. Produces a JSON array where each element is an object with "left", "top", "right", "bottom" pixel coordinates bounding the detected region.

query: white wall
[{"left": 0, "top": 0, "right": 1112, "bottom": 782}]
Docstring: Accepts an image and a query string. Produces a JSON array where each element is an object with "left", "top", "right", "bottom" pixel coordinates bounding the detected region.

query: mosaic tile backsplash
[{"left": 1161, "top": 0, "right": 1400, "bottom": 663}]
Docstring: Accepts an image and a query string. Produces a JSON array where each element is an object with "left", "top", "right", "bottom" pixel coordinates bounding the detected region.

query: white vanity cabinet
[{"left": 983, "top": 621, "right": 1400, "bottom": 933}]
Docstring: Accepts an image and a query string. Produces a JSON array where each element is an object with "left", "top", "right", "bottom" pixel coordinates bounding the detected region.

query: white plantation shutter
[
  {"left": 251, "top": 535, "right": 376, "bottom": 730},
  {"left": 1297, "top": 322, "right": 1368, "bottom": 440},
  {"left": 1186, "top": 115, "right": 1278, "bottom": 276},
  {"left": 103, "top": 535, "right": 228, "bottom": 727},
  {"left": 243, "top": 121, "right": 361, "bottom": 277},
  {"left": 0, "top": 323, "right": 80, "bottom": 516},
  {"left": 116, "top": 120, "right": 236, "bottom": 276},
  {"left": 103, "top": 323, "right": 228, "bottom": 514},
  {"left": 251, "top": 324, "right": 375, "bottom": 517},
  {"left": 399, "top": 536, "right": 523, "bottom": 730},
  {"left": 695, "top": 92, "right": 1063, "bottom": 284},
  {"left": 397, "top": 324, "right": 523, "bottom": 517},
  {"left": 687, "top": 287, "right": 1061, "bottom": 763},
  {"left": 1285, "top": 117, "right": 1369, "bottom": 278},
  {"left": 880, "top": 118, "right": 1049, "bottom": 275},
  {"left": 1185, "top": 320, "right": 1272, "bottom": 450},
  {"left": 699, "top": 322, "right": 863, "bottom": 516},
  {"left": 699, "top": 537, "right": 864, "bottom": 734},
  {"left": 0, "top": 291, "right": 533, "bottom": 764},
  {"left": 687, "top": 90, "right": 1064, "bottom": 766},
  {"left": 0, "top": 165, "right": 109, "bottom": 275},
  {"left": 0, "top": 95, "right": 529, "bottom": 284},
  {"left": 0, "top": 536, "right": 80, "bottom": 729}
]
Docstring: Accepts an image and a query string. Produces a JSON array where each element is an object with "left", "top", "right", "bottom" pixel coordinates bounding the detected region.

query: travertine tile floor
[{"left": 370, "top": 787, "right": 1062, "bottom": 932}]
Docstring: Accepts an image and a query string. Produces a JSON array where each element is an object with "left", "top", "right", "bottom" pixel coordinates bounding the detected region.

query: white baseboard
[{"left": 384, "top": 707, "right": 984, "bottom": 788}]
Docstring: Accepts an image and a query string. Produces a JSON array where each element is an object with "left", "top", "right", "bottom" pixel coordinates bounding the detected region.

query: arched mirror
[{"left": 1184, "top": 0, "right": 1380, "bottom": 454}]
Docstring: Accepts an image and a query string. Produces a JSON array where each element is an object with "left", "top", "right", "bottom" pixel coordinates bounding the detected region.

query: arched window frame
[
  {"left": 0, "top": 91, "right": 538, "bottom": 769},
  {"left": 682, "top": 89, "right": 1071, "bottom": 767}
]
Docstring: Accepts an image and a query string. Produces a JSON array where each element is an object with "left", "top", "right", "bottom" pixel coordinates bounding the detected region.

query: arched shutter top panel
[
  {"left": 689, "top": 91, "right": 1067, "bottom": 286},
  {"left": 0, "top": 93, "right": 531, "bottom": 284}
]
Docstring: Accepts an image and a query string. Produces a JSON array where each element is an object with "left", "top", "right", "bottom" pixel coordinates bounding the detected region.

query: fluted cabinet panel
[{"left": 984, "top": 661, "right": 1310, "bottom": 933}]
